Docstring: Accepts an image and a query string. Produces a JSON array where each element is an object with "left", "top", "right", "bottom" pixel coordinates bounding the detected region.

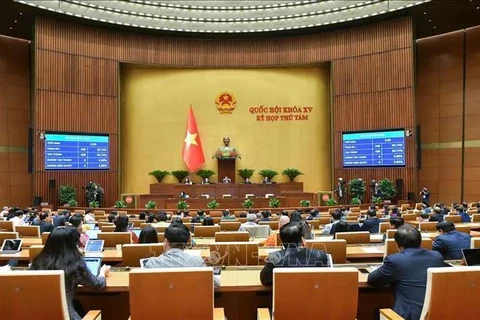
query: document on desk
[{"left": 361, "top": 247, "right": 383, "bottom": 253}]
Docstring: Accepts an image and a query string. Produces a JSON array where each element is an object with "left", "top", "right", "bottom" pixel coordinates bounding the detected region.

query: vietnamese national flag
[{"left": 182, "top": 106, "right": 205, "bottom": 172}]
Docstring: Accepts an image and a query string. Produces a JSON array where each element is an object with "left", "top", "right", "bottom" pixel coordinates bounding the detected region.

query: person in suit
[
  {"left": 322, "top": 210, "right": 342, "bottom": 235},
  {"left": 145, "top": 223, "right": 219, "bottom": 287},
  {"left": 457, "top": 207, "right": 471, "bottom": 223},
  {"left": 429, "top": 206, "right": 445, "bottom": 222},
  {"left": 433, "top": 220, "right": 471, "bottom": 260},
  {"left": 259, "top": 210, "right": 271, "bottom": 222},
  {"left": 34, "top": 211, "right": 54, "bottom": 233},
  {"left": 359, "top": 209, "right": 381, "bottom": 233},
  {"left": 368, "top": 225, "right": 446, "bottom": 320},
  {"left": 222, "top": 176, "right": 231, "bottom": 183},
  {"left": 244, "top": 178, "right": 252, "bottom": 184},
  {"left": 260, "top": 222, "right": 328, "bottom": 286}
]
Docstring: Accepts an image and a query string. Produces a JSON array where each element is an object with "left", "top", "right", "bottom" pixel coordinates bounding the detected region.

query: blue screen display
[
  {"left": 45, "top": 133, "right": 109, "bottom": 170},
  {"left": 342, "top": 130, "right": 405, "bottom": 167}
]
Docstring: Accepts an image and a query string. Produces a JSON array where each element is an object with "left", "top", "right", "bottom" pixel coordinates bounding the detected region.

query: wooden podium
[{"left": 217, "top": 158, "right": 236, "bottom": 183}]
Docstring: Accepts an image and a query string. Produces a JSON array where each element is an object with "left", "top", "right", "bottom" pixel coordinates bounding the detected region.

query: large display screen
[
  {"left": 342, "top": 130, "right": 405, "bottom": 167},
  {"left": 45, "top": 133, "right": 109, "bottom": 170}
]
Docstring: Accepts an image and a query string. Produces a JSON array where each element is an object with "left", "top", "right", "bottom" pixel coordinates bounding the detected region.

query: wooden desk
[{"left": 407, "top": 221, "right": 480, "bottom": 230}]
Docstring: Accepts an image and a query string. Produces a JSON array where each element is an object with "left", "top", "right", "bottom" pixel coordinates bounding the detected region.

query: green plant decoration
[
  {"left": 269, "top": 198, "right": 280, "bottom": 208},
  {"left": 326, "top": 198, "right": 338, "bottom": 206},
  {"left": 114, "top": 200, "right": 128, "bottom": 208},
  {"left": 171, "top": 170, "right": 190, "bottom": 183},
  {"left": 300, "top": 200, "right": 311, "bottom": 207},
  {"left": 177, "top": 200, "right": 189, "bottom": 210},
  {"left": 148, "top": 170, "right": 170, "bottom": 183},
  {"left": 58, "top": 185, "right": 77, "bottom": 205},
  {"left": 89, "top": 200, "right": 100, "bottom": 208},
  {"left": 196, "top": 169, "right": 216, "bottom": 181},
  {"left": 282, "top": 168, "right": 303, "bottom": 182},
  {"left": 348, "top": 178, "right": 366, "bottom": 201},
  {"left": 372, "top": 196, "right": 383, "bottom": 205},
  {"left": 67, "top": 199, "right": 78, "bottom": 207},
  {"left": 350, "top": 197, "right": 361, "bottom": 205},
  {"left": 207, "top": 200, "right": 220, "bottom": 209},
  {"left": 242, "top": 198, "right": 254, "bottom": 209},
  {"left": 378, "top": 178, "right": 397, "bottom": 200},
  {"left": 258, "top": 169, "right": 279, "bottom": 181},
  {"left": 238, "top": 168, "right": 254, "bottom": 181},
  {"left": 145, "top": 200, "right": 157, "bottom": 209}
]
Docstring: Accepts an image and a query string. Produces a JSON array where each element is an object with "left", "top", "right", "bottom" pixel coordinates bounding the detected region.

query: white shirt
[
  {"left": 322, "top": 220, "right": 340, "bottom": 235},
  {"left": 10, "top": 216, "right": 25, "bottom": 228},
  {"left": 84, "top": 214, "right": 96, "bottom": 222}
]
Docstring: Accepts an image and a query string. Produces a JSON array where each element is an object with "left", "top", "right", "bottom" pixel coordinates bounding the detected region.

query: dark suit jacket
[
  {"left": 360, "top": 217, "right": 381, "bottom": 233},
  {"left": 429, "top": 214, "right": 444, "bottom": 222},
  {"left": 433, "top": 230, "right": 471, "bottom": 260},
  {"left": 39, "top": 221, "right": 54, "bottom": 233},
  {"left": 367, "top": 248, "right": 446, "bottom": 320},
  {"left": 260, "top": 247, "right": 328, "bottom": 286}
]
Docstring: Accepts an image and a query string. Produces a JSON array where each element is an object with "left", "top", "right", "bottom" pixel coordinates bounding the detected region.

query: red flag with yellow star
[{"left": 182, "top": 106, "right": 205, "bottom": 172}]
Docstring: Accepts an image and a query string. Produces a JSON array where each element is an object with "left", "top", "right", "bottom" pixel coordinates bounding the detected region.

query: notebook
[
  {"left": 0, "top": 239, "right": 22, "bottom": 254},
  {"left": 462, "top": 248, "right": 480, "bottom": 266},
  {"left": 84, "top": 256, "right": 102, "bottom": 277}
]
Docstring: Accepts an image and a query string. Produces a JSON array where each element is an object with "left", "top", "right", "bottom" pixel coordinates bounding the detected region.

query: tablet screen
[
  {"left": 85, "top": 240, "right": 104, "bottom": 253},
  {"left": 84, "top": 257, "right": 102, "bottom": 277},
  {"left": 462, "top": 248, "right": 480, "bottom": 266},
  {"left": 85, "top": 230, "right": 101, "bottom": 240},
  {"left": 1, "top": 239, "right": 22, "bottom": 252}
]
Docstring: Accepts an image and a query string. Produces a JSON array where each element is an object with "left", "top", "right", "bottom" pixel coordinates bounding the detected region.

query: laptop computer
[
  {"left": 1, "top": 239, "right": 22, "bottom": 254},
  {"left": 85, "top": 230, "right": 102, "bottom": 240},
  {"left": 83, "top": 256, "right": 102, "bottom": 277},
  {"left": 139, "top": 258, "right": 149, "bottom": 269},
  {"left": 85, "top": 240, "right": 105, "bottom": 253},
  {"left": 462, "top": 248, "right": 480, "bottom": 266},
  {"left": 132, "top": 229, "right": 141, "bottom": 238}
]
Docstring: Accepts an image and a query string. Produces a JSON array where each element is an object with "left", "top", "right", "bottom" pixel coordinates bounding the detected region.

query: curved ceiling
[{"left": 15, "top": 0, "right": 430, "bottom": 33}]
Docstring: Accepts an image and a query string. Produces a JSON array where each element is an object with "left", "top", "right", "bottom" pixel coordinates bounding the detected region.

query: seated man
[
  {"left": 151, "top": 213, "right": 170, "bottom": 227},
  {"left": 259, "top": 210, "right": 271, "bottom": 222},
  {"left": 238, "top": 213, "right": 257, "bottom": 231},
  {"left": 38, "top": 211, "right": 54, "bottom": 233},
  {"left": 368, "top": 225, "right": 446, "bottom": 319},
  {"left": 429, "top": 206, "right": 445, "bottom": 222},
  {"left": 359, "top": 209, "right": 381, "bottom": 233},
  {"left": 457, "top": 207, "right": 471, "bottom": 223},
  {"left": 322, "top": 210, "right": 342, "bottom": 235},
  {"left": 433, "top": 220, "right": 471, "bottom": 260},
  {"left": 221, "top": 210, "right": 235, "bottom": 220},
  {"left": 419, "top": 212, "right": 430, "bottom": 222},
  {"left": 191, "top": 210, "right": 206, "bottom": 223},
  {"left": 260, "top": 222, "right": 328, "bottom": 286},
  {"left": 263, "top": 215, "right": 290, "bottom": 247},
  {"left": 146, "top": 223, "right": 220, "bottom": 288}
]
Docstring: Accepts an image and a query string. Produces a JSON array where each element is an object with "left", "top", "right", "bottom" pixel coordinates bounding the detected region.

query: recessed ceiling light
[
  {"left": 433, "top": 26, "right": 436, "bottom": 29},
  {"left": 14, "top": 20, "right": 17, "bottom": 23},
  {"left": 428, "top": 19, "right": 431, "bottom": 22},
  {"left": 423, "top": 12, "right": 426, "bottom": 15},
  {"left": 19, "top": 12, "right": 23, "bottom": 15},
  {"left": 9, "top": 27, "right": 12, "bottom": 29}
]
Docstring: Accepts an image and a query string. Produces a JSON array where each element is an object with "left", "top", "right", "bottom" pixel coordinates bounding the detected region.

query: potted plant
[
  {"left": 282, "top": 168, "right": 303, "bottom": 182},
  {"left": 207, "top": 200, "right": 220, "bottom": 209},
  {"left": 58, "top": 184, "right": 76, "bottom": 206},
  {"left": 300, "top": 200, "right": 311, "bottom": 207},
  {"left": 351, "top": 197, "right": 361, "bottom": 205},
  {"left": 378, "top": 178, "right": 397, "bottom": 202},
  {"left": 145, "top": 200, "right": 157, "bottom": 209},
  {"left": 238, "top": 168, "right": 254, "bottom": 182},
  {"left": 242, "top": 198, "right": 254, "bottom": 209},
  {"left": 269, "top": 198, "right": 280, "bottom": 208},
  {"left": 348, "top": 178, "right": 366, "bottom": 202},
  {"left": 89, "top": 200, "right": 100, "bottom": 208},
  {"left": 114, "top": 200, "right": 128, "bottom": 208},
  {"left": 372, "top": 196, "right": 383, "bottom": 205},
  {"left": 196, "top": 169, "right": 215, "bottom": 181},
  {"left": 177, "top": 200, "right": 189, "bottom": 211},
  {"left": 171, "top": 170, "right": 190, "bottom": 183},
  {"left": 326, "top": 198, "right": 338, "bottom": 206},
  {"left": 259, "top": 169, "right": 279, "bottom": 182},
  {"left": 148, "top": 170, "right": 170, "bottom": 183},
  {"left": 67, "top": 199, "right": 78, "bottom": 207}
]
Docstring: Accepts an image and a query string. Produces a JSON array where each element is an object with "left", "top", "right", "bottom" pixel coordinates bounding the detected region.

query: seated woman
[
  {"left": 138, "top": 226, "right": 158, "bottom": 244},
  {"left": 31, "top": 227, "right": 110, "bottom": 320},
  {"left": 114, "top": 215, "right": 139, "bottom": 243},
  {"left": 202, "top": 216, "right": 214, "bottom": 226}
]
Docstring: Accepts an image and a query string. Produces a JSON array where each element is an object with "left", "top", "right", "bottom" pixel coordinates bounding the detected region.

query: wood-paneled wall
[
  {"left": 34, "top": 17, "right": 415, "bottom": 207},
  {"left": 0, "top": 35, "right": 31, "bottom": 207},
  {"left": 417, "top": 26, "right": 480, "bottom": 204}
]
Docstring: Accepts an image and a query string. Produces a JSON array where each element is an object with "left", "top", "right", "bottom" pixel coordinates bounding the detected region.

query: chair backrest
[
  {"left": 153, "top": 226, "right": 168, "bottom": 233},
  {"left": 304, "top": 239, "right": 347, "bottom": 263},
  {"left": 0, "top": 270, "right": 69, "bottom": 319},
  {"left": 74, "top": 209, "right": 86, "bottom": 215},
  {"left": 379, "top": 222, "right": 390, "bottom": 234},
  {"left": 130, "top": 220, "right": 142, "bottom": 228},
  {"left": 306, "top": 219, "right": 320, "bottom": 229},
  {"left": 0, "top": 220, "right": 14, "bottom": 231},
  {"left": 208, "top": 242, "right": 259, "bottom": 266},
  {"left": 212, "top": 217, "right": 222, "bottom": 224},
  {"left": 400, "top": 203, "right": 410, "bottom": 212},
  {"left": 98, "top": 232, "right": 132, "bottom": 247},
  {"left": 129, "top": 268, "right": 214, "bottom": 319},
  {"left": 402, "top": 213, "right": 417, "bottom": 221},
  {"left": 0, "top": 231, "right": 19, "bottom": 244},
  {"left": 100, "top": 225, "right": 115, "bottom": 232},
  {"left": 445, "top": 215, "right": 462, "bottom": 223},
  {"left": 121, "top": 244, "right": 164, "bottom": 267},
  {"left": 219, "top": 222, "right": 241, "bottom": 231},
  {"left": 214, "top": 232, "right": 249, "bottom": 242},
  {"left": 384, "top": 238, "right": 433, "bottom": 257},
  {"left": 29, "top": 245, "right": 44, "bottom": 262},
  {"left": 415, "top": 203, "right": 424, "bottom": 210},
  {"left": 209, "top": 210, "right": 222, "bottom": 217},
  {"left": 420, "top": 267, "right": 480, "bottom": 319},
  {"left": 350, "top": 207, "right": 360, "bottom": 213},
  {"left": 472, "top": 214, "right": 480, "bottom": 223},
  {"left": 194, "top": 226, "right": 221, "bottom": 237},
  {"left": 418, "top": 222, "right": 438, "bottom": 232},
  {"left": 258, "top": 220, "right": 278, "bottom": 230},
  {"left": 335, "top": 231, "right": 370, "bottom": 244},
  {"left": 117, "top": 211, "right": 128, "bottom": 216},
  {"left": 456, "top": 225, "right": 471, "bottom": 234},
  {"left": 273, "top": 267, "right": 358, "bottom": 319},
  {"left": 471, "top": 237, "right": 480, "bottom": 249},
  {"left": 157, "top": 232, "right": 165, "bottom": 242},
  {"left": 15, "top": 225, "right": 40, "bottom": 237},
  {"left": 41, "top": 232, "right": 50, "bottom": 245},
  {"left": 98, "top": 222, "right": 113, "bottom": 228},
  {"left": 386, "top": 229, "right": 397, "bottom": 239},
  {"left": 317, "top": 216, "right": 331, "bottom": 225}
]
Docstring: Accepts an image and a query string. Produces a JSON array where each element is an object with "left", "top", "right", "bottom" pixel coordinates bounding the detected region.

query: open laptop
[
  {"left": 85, "top": 229, "right": 102, "bottom": 240},
  {"left": 462, "top": 248, "right": 480, "bottom": 266},
  {"left": 139, "top": 258, "right": 149, "bottom": 268},
  {"left": 132, "top": 229, "right": 141, "bottom": 239},
  {"left": 85, "top": 240, "right": 104, "bottom": 253},
  {"left": 1, "top": 239, "right": 22, "bottom": 254},
  {"left": 83, "top": 256, "right": 102, "bottom": 276}
]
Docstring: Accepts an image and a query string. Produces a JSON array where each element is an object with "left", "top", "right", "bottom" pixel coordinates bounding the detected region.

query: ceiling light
[
  {"left": 20, "top": 12, "right": 23, "bottom": 15},
  {"left": 14, "top": 20, "right": 17, "bottom": 23}
]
